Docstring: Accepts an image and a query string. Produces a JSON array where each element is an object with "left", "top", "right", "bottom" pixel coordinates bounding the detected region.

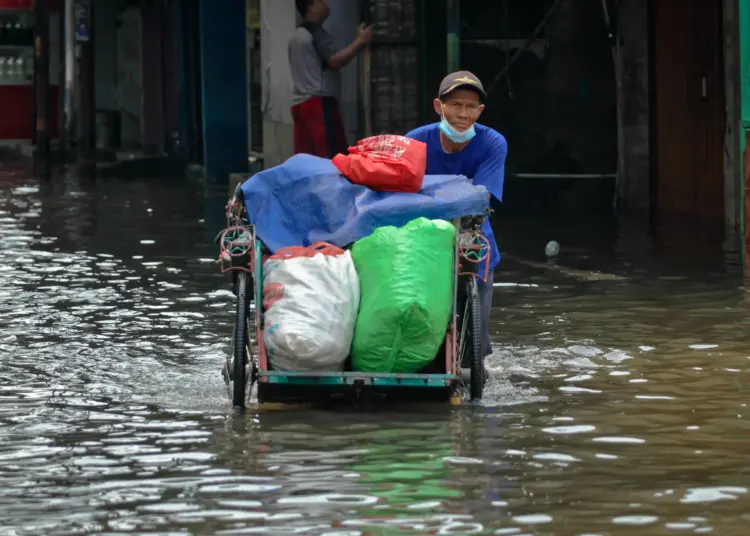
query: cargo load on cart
[{"left": 219, "top": 140, "right": 492, "bottom": 407}]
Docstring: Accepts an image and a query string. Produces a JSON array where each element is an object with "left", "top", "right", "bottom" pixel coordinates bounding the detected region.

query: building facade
[{"left": 22, "top": 0, "right": 750, "bottom": 272}]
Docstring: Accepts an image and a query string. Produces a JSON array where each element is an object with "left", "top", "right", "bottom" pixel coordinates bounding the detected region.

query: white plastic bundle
[{"left": 262, "top": 244, "right": 360, "bottom": 372}]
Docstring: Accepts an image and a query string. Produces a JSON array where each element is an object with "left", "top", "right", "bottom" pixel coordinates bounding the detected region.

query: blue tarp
[{"left": 240, "top": 154, "right": 490, "bottom": 253}]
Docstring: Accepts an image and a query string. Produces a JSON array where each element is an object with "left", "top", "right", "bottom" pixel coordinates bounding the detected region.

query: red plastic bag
[
  {"left": 332, "top": 135, "right": 426, "bottom": 193},
  {"left": 268, "top": 242, "right": 345, "bottom": 260}
]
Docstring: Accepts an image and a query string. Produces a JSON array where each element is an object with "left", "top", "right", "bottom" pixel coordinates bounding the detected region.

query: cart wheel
[
  {"left": 232, "top": 271, "right": 252, "bottom": 409},
  {"left": 465, "top": 277, "right": 484, "bottom": 401}
]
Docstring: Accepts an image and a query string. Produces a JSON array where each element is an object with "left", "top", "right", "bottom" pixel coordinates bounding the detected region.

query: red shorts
[{"left": 291, "top": 96, "right": 348, "bottom": 159}]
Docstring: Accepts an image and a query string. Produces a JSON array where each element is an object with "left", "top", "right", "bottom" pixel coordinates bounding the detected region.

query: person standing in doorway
[
  {"left": 289, "top": 0, "right": 372, "bottom": 158},
  {"left": 405, "top": 71, "right": 508, "bottom": 378}
]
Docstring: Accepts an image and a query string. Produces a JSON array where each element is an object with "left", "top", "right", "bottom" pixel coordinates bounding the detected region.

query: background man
[
  {"left": 290, "top": 0, "right": 372, "bottom": 158},
  {"left": 405, "top": 71, "right": 508, "bottom": 373}
]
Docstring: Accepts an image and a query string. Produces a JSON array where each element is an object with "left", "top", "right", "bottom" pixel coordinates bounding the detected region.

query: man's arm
[
  {"left": 313, "top": 24, "right": 372, "bottom": 71},
  {"left": 473, "top": 133, "right": 507, "bottom": 202}
]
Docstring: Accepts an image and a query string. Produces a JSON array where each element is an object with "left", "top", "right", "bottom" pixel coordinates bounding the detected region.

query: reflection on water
[{"left": 1, "top": 164, "right": 750, "bottom": 534}]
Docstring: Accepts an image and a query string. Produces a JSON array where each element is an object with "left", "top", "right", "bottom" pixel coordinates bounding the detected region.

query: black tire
[
  {"left": 466, "top": 277, "right": 484, "bottom": 400},
  {"left": 233, "top": 271, "right": 250, "bottom": 409}
]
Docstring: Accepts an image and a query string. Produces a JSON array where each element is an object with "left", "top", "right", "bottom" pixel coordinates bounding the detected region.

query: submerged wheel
[
  {"left": 232, "top": 271, "right": 252, "bottom": 409},
  {"left": 461, "top": 276, "right": 484, "bottom": 401}
]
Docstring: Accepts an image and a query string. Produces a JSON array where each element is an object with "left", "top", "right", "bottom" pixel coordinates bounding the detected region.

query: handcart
[{"left": 217, "top": 184, "right": 491, "bottom": 410}]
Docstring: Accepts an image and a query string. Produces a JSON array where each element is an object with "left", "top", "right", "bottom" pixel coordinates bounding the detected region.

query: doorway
[{"left": 650, "top": 0, "right": 725, "bottom": 222}]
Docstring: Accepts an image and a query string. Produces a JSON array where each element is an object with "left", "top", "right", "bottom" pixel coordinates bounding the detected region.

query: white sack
[{"left": 262, "top": 251, "right": 360, "bottom": 371}]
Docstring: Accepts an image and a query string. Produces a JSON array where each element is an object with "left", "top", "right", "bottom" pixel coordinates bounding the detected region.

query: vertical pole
[
  {"left": 740, "top": 0, "right": 750, "bottom": 275},
  {"left": 615, "top": 39, "right": 626, "bottom": 213},
  {"left": 359, "top": 0, "right": 372, "bottom": 137},
  {"left": 446, "top": 0, "right": 459, "bottom": 72},
  {"left": 159, "top": 0, "right": 169, "bottom": 150},
  {"left": 32, "top": 3, "right": 38, "bottom": 146},
  {"left": 33, "top": 0, "right": 51, "bottom": 179},
  {"left": 75, "top": 0, "right": 95, "bottom": 177},
  {"left": 186, "top": 0, "right": 203, "bottom": 163},
  {"left": 362, "top": 46, "right": 372, "bottom": 137},
  {"left": 745, "top": 130, "right": 750, "bottom": 276},
  {"left": 245, "top": 0, "right": 262, "bottom": 164},
  {"left": 417, "top": 0, "right": 427, "bottom": 124},
  {"left": 62, "top": 0, "right": 75, "bottom": 152},
  {"left": 721, "top": 0, "right": 740, "bottom": 237},
  {"left": 245, "top": 0, "right": 252, "bottom": 154},
  {"left": 197, "top": 0, "right": 248, "bottom": 184},
  {"left": 741, "top": 0, "right": 750, "bottom": 123},
  {"left": 174, "top": 0, "right": 188, "bottom": 163},
  {"left": 58, "top": 0, "right": 65, "bottom": 148}
]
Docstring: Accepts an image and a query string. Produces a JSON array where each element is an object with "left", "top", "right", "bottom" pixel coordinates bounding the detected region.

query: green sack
[{"left": 351, "top": 217, "right": 456, "bottom": 373}]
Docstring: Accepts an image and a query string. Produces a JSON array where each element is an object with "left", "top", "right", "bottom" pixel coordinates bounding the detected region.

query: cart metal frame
[{"left": 217, "top": 187, "right": 490, "bottom": 410}]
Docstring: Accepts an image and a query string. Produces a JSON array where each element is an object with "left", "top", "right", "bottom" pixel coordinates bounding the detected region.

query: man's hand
[
  {"left": 357, "top": 23, "right": 373, "bottom": 45},
  {"left": 329, "top": 24, "right": 373, "bottom": 70}
]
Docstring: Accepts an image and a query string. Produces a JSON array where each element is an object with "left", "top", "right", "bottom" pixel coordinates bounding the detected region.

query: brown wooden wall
[{"left": 651, "top": 0, "right": 725, "bottom": 221}]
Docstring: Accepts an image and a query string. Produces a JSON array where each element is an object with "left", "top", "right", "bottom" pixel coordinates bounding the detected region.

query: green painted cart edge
[
  {"left": 259, "top": 371, "right": 460, "bottom": 387},
  {"left": 250, "top": 227, "right": 463, "bottom": 391}
]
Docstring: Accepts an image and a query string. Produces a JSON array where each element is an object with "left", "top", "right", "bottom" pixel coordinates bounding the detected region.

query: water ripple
[{"left": 1, "top": 169, "right": 750, "bottom": 534}]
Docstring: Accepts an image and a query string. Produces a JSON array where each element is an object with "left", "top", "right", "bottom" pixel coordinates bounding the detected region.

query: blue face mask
[{"left": 439, "top": 114, "right": 476, "bottom": 144}]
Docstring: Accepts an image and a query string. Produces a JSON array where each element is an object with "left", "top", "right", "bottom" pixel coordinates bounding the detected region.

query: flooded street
[{"left": 2, "top": 165, "right": 750, "bottom": 535}]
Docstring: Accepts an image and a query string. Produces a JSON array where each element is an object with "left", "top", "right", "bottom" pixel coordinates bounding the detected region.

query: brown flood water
[{"left": 1, "top": 166, "right": 749, "bottom": 535}]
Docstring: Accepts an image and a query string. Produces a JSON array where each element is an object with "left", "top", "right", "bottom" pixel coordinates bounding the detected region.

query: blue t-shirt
[{"left": 405, "top": 122, "right": 507, "bottom": 269}]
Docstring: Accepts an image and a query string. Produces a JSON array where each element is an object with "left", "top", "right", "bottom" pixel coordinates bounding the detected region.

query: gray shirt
[{"left": 288, "top": 22, "right": 342, "bottom": 106}]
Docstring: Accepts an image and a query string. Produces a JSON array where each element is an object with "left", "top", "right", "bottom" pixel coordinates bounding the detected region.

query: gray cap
[{"left": 438, "top": 71, "right": 486, "bottom": 101}]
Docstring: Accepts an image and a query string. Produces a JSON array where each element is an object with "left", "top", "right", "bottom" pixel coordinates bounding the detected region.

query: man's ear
[
  {"left": 476, "top": 103, "right": 485, "bottom": 120},
  {"left": 433, "top": 98, "right": 443, "bottom": 117}
]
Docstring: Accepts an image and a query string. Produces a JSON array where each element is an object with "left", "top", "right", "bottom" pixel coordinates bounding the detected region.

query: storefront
[{"left": 0, "top": 0, "right": 59, "bottom": 142}]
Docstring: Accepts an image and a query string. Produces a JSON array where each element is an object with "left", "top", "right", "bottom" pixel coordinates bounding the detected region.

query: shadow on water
[{"left": 2, "top": 163, "right": 750, "bottom": 533}]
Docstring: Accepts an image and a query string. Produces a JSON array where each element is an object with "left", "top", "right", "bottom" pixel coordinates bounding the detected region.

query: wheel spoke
[{"left": 459, "top": 300, "right": 469, "bottom": 365}]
